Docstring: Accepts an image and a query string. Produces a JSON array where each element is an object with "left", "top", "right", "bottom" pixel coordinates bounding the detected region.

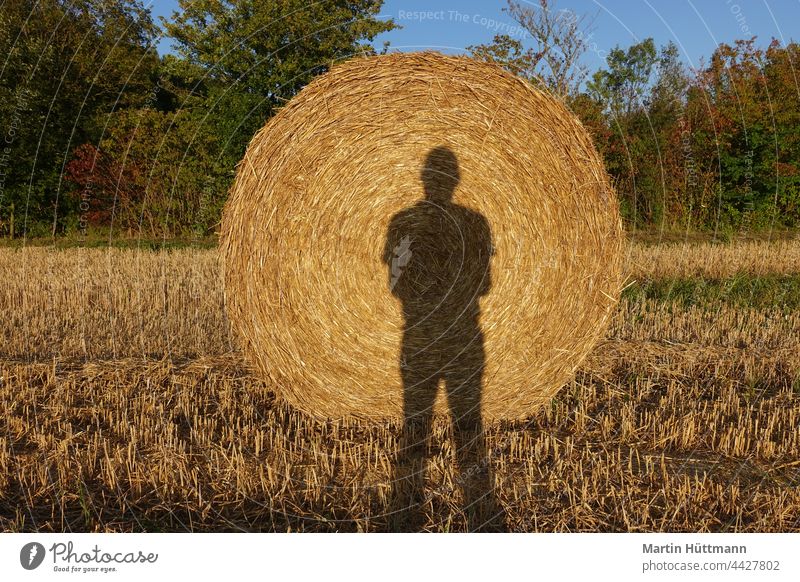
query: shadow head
[{"left": 421, "top": 146, "right": 460, "bottom": 203}]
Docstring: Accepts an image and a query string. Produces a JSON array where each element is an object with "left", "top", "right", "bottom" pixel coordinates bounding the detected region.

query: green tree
[
  {"left": 687, "top": 39, "right": 800, "bottom": 229},
  {"left": 162, "top": 0, "right": 396, "bottom": 172},
  {"left": 587, "top": 39, "right": 659, "bottom": 226},
  {"left": 66, "top": 106, "right": 226, "bottom": 237},
  {"left": 641, "top": 42, "right": 691, "bottom": 226},
  {"left": 587, "top": 38, "right": 657, "bottom": 116},
  {"left": 0, "top": 0, "right": 159, "bottom": 237}
]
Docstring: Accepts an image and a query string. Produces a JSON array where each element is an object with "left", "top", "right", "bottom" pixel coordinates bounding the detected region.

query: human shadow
[{"left": 382, "top": 146, "right": 500, "bottom": 531}]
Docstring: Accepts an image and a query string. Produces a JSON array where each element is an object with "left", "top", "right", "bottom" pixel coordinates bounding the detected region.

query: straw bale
[{"left": 221, "top": 52, "right": 623, "bottom": 421}]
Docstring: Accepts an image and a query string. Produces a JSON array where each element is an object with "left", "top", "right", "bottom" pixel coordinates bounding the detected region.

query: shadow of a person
[{"left": 382, "top": 146, "right": 499, "bottom": 531}]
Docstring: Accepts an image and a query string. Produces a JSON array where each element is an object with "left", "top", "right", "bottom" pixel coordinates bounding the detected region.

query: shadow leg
[
  {"left": 445, "top": 333, "right": 502, "bottom": 531},
  {"left": 391, "top": 343, "right": 439, "bottom": 531}
]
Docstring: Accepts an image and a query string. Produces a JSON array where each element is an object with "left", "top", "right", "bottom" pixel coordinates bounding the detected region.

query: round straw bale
[{"left": 221, "top": 51, "right": 623, "bottom": 421}]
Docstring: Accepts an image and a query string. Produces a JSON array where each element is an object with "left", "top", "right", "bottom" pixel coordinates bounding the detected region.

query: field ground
[{"left": 1, "top": 239, "right": 799, "bottom": 531}]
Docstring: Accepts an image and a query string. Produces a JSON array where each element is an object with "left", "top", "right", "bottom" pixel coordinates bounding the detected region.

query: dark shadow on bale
[{"left": 382, "top": 146, "right": 502, "bottom": 531}]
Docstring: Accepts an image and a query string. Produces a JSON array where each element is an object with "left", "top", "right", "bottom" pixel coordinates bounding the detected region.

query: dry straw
[{"left": 221, "top": 51, "right": 623, "bottom": 421}]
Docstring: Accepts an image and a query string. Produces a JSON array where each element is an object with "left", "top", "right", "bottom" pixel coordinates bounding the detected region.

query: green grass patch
[
  {"left": 624, "top": 274, "right": 800, "bottom": 309},
  {"left": 0, "top": 235, "right": 218, "bottom": 250},
  {"left": 626, "top": 227, "right": 800, "bottom": 246}
]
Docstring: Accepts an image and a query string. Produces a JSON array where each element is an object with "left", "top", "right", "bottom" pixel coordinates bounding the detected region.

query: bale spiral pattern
[{"left": 221, "top": 52, "right": 623, "bottom": 421}]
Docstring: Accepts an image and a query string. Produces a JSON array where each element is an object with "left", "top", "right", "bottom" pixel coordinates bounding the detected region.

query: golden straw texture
[{"left": 221, "top": 51, "right": 623, "bottom": 421}]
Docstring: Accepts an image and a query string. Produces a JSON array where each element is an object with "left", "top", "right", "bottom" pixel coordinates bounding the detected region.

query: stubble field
[{"left": 1, "top": 239, "right": 799, "bottom": 532}]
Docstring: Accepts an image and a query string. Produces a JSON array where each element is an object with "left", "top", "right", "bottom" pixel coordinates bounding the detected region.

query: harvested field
[
  {"left": 626, "top": 238, "right": 800, "bottom": 280},
  {"left": 1, "top": 242, "right": 799, "bottom": 531}
]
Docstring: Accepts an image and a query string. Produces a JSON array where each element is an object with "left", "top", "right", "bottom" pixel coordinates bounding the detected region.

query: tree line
[
  {"left": 471, "top": 1, "right": 800, "bottom": 233},
  {"left": 1, "top": 0, "right": 798, "bottom": 239},
  {"left": 0, "top": 0, "right": 393, "bottom": 238}
]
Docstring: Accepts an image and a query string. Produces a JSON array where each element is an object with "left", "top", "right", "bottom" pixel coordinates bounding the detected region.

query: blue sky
[{"left": 148, "top": 0, "right": 800, "bottom": 74}]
